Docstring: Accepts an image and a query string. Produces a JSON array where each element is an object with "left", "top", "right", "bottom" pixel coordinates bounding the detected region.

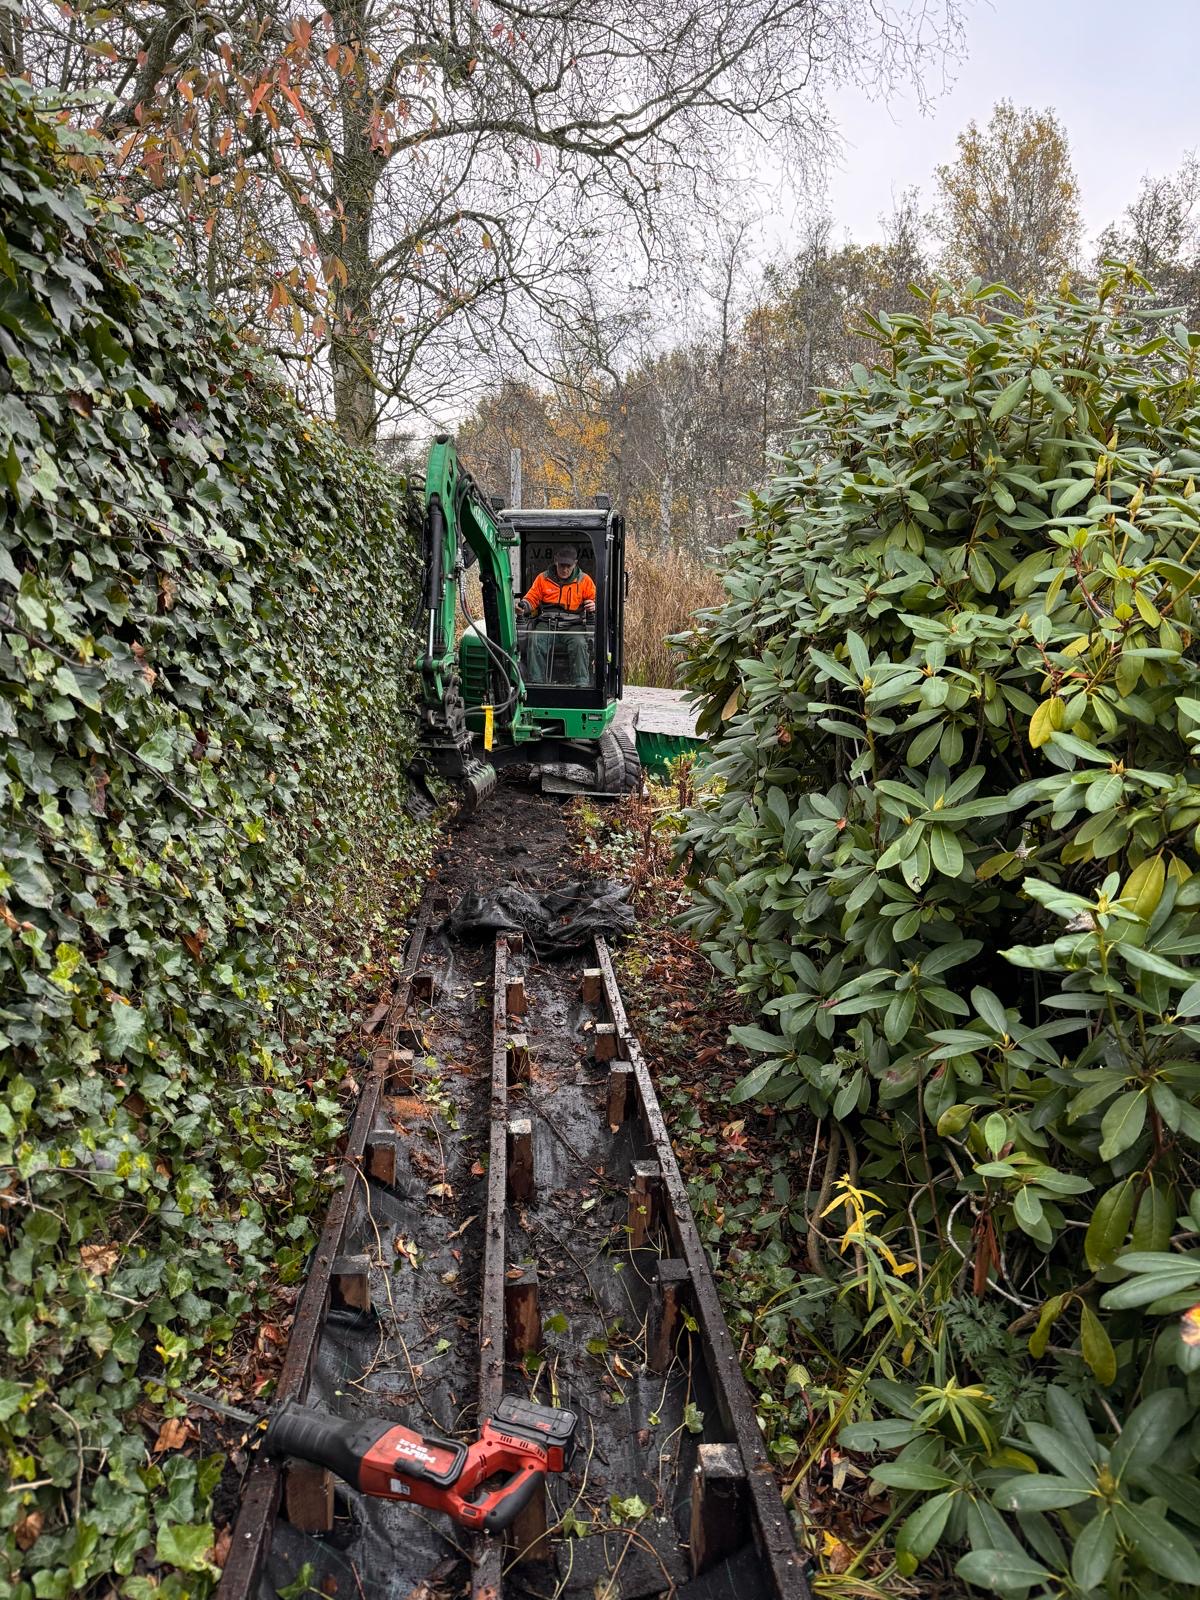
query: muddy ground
[{"left": 248, "top": 777, "right": 734, "bottom": 1600}]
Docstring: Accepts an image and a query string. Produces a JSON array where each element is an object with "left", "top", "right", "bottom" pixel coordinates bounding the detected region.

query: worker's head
[{"left": 553, "top": 545, "right": 578, "bottom": 577}]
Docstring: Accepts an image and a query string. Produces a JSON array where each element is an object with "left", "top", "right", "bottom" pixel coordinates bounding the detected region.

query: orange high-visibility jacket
[{"left": 523, "top": 567, "right": 596, "bottom": 616}]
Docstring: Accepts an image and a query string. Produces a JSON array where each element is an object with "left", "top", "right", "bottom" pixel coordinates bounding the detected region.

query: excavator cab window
[
  {"left": 520, "top": 537, "right": 598, "bottom": 689},
  {"left": 505, "top": 508, "right": 625, "bottom": 709}
]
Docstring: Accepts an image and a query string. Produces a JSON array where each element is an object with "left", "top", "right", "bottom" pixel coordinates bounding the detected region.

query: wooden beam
[
  {"left": 594, "top": 1022, "right": 617, "bottom": 1062},
  {"left": 606, "top": 1062, "right": 634, "bottom": 1130},
  {"left": 410, "top": 968, "right": 435, "bottom": 1004},
  {"left": 216, "top": 895, "right": 437, "bottom": 1600},
  {"left": 473, "top": 936, "right": 512, "bottom": 1600},
  {"left": 330, "top": 1253, "right": 370, "bottom": 1314},
  {"left": 509, "top": 1476, "right": 550, "bottom": 1564},
  {"left": 506, "top": 975, "right": 527, "bottom": 1017},
  {"left": 647, "top": 1258, "right": 690, "bottom": 1373},
  {"left": 688, "top": 1443, "right": 750, "bottom": 1576},
  {"left": 282, "top": 1463, "right": 334, "bottom": 1534},
  {"left": 504, "top": 1268, "right": 540, "bottom": 1359},
  {"left": 592, "top": 936, "right": 808, "bottom": 1599},
  {"left": 507, "top": 1032, "right": 530, "bottom": 1084},
  {"left": 364, "top": 1133, "right": 401, "bottom": 1188},
  {"left": 506, "top": 1118, "right": 534, "bottom": 1204},
  {"left": 627, "top": 1160, "right": 662, "bottom": 1249},
  {"left": 581, "top": 967, "right": 603, "bottom": 1004},
  {"left": 384, "top": 1047, "right": 415, "bottom": 1093}
]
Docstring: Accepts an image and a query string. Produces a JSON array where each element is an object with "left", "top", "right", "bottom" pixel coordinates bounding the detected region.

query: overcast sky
[{"left": 808, "top": 0, "right": 1198, "bottom": 249}]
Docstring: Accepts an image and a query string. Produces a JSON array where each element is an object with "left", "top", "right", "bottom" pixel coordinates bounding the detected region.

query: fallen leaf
[
  {"left": 80, "top": 1241, "right": 119, "bottom": 1277},
  {"left": 470, "top": 1160, "right": 485, "bottom": 1177},
  {"left": 154, "top": 1415, "right": 194, "bottom": 1452},
  {"left": 14, "top": 1511, "right": 43, "bottom": 1551},
  {"left": 213, "top": 1526, "right": 233, "bottom": 1568},
  {"left": 821, "top": 1530, "right": 855, "bottom": 1575},
  {"left": 447, "top": 1214, "right": 477, "bottom": 1240}
]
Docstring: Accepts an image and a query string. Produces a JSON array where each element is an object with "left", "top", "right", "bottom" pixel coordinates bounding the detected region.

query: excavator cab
[
  {"left": 508, "top": 506, "right": 625, "bottom": 704},
  {"left": 418, "top": 439, "right": 640, "bottom": 803}
]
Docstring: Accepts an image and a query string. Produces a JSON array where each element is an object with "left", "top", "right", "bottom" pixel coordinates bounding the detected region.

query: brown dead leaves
[
  {"left": 153, "top": 1415, "right": 197, "bottom": 1453},
  {"left": 14, "top": 1510, "right": 44, "bottom": 1551},
  {"left": 80, "top": 1241, "right": 119, "bottom": 1278}
]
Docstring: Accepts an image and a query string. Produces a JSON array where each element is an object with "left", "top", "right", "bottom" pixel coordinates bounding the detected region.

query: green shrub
[
  {"left": 680, "top": 277, "right": 1200, "bottom": 1593},
  {"left": 0, "top": 77, "right": 431, "bottom": 1596}
]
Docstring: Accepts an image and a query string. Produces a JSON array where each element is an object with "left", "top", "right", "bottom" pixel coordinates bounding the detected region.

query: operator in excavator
[{"left": 516, "top": 544, "right": 596, "bottom": 687}]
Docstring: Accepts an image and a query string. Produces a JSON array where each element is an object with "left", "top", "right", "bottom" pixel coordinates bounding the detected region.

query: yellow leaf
[
  {"left": 1120, "top": 854, "right": 1165, "bottom": 922},
  {"left": 720, "top": 687, "right": 740, "bottom": 721},
  {"left": 1028, "top": 697, "right": 1064, "bottom": 749}
]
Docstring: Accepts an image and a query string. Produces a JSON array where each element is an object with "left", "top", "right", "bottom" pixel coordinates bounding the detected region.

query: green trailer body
[{"left": 620, "top": 687, "right": 707, "bottom": 777}]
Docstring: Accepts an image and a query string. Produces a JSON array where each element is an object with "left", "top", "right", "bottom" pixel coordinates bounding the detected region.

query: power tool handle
[
  {"left": 481, "top": 1464, "right": 541, "bottom": 1534},
  {"left": 265, "top": 1401, "right": 375, "bottom": 1488}
]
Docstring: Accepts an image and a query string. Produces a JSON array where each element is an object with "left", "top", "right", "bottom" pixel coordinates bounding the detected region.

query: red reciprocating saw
[{"left": 265, "top": 1395, "right": 577, "bottom": 1535}]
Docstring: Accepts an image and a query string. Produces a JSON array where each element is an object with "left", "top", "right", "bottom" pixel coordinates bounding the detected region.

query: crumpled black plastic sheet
[{"left": 444, "top": 878, "right": 635, "bottom": 953}]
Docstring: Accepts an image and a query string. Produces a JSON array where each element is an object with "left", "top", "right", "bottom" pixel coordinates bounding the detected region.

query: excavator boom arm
[{"left": 416, "top": 437, "right": 522, "bottom": 804}]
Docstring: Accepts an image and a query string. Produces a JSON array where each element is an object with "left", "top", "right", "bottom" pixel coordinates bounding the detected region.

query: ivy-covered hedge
[
  {"left": 0, "top": 77, "right": 432, "bottom": 1597},
  {"left": 681, "top": 281, "right": 1200, "bottom": 1594}
]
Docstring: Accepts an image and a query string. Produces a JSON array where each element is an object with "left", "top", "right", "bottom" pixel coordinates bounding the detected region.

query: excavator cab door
[
  {"left": 605, "top": 512, "right": 627, "bottom": 701},
  {"left": 509, "top": 508, "right": 623, "bottom": 712}
]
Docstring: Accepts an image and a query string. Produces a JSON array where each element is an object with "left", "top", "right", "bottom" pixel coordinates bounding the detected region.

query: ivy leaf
[
  {"left": 100, "top": 999, "right": 148, "bottom": 1060},
  {"left": 154, "top": 1522, "right": 215, "bottom": 1573},
  {"left": 135, "top": 728, "right": 177, "bottom": 774}
]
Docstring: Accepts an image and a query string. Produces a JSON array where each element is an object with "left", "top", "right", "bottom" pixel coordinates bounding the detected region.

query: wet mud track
[{"left": 220, "top": 782, "right": 807, "bottom": 1600}]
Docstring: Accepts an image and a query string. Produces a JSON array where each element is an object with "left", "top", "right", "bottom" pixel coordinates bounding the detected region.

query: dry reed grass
[{"left": 622, "top": 535, "right": 724, "bottom": 687}]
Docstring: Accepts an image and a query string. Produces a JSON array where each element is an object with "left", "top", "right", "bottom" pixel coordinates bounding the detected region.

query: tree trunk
[
  {"left": 329, "top": 0, "right": 381, "bottom": 446},
  {"left": 330, "top": 187, "right": 378, "bottom": 446},
  {"left": 0, "top": 3, "right": 25, "bottom": 73}
]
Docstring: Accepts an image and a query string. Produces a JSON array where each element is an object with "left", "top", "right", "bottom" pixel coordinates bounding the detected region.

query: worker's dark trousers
[{"left": 529, "top": 627, "right": 589, "bottom": 686}]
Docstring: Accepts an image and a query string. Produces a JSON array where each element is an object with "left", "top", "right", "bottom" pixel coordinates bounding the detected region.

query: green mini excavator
[{"left": 415, "top": 435, "right": 641, "bottom": 808}]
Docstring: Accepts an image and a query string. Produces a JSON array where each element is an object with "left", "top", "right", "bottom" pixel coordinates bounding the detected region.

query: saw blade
[{"left": 178, "top": 1387, "right": 262, "bottom": 1428}]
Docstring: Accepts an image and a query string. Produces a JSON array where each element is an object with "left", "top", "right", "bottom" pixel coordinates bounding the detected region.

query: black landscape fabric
[{"left": 445, "top": 878, "right": 634, "bottom": 952}]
